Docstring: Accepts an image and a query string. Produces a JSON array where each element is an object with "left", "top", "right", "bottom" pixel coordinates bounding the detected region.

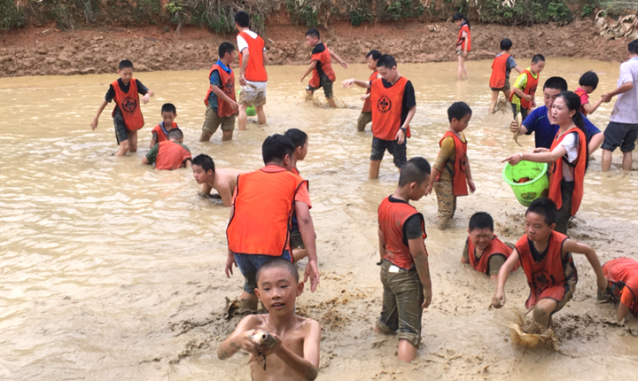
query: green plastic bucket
[
  {"left": 502, "top": 161, "right": 549, "bottom": 206},
  {"left": 237, "top": 90, "right": 257, "bottom": 116}
]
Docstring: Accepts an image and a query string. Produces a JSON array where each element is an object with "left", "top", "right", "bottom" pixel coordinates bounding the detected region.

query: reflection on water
[{"left": 0, "top": 58, "right": 637, "bottom": 380}]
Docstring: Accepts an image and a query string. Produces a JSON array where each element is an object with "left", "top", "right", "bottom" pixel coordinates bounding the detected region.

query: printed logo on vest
[
  {"left": 225, "top": 78, "right": 235, "bottom": 95},
  {"left": 122, "top": 97, "right": 138, "bottom": 113},
  {"left": 533, "top": 270, "right": 551, "bottom": 294},
  {"left": 377, "top": 95, "right": 392, "bottom": 113}
]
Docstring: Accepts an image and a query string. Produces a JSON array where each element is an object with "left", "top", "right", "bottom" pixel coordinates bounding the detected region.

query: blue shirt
[
  {"left": 523, "top": 105, "right": 601, "bottom": 149},
  {"left": 208, "top": 60, "right": 232, "bottom": 112}
]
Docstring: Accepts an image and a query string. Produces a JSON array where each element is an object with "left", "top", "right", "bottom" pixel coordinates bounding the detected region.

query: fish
[
  {"left": 513, "top": 113, "right": 523, "bottom": 147},
  {"left": 248, "top": 331, "right": 278, "bottom": 371}
]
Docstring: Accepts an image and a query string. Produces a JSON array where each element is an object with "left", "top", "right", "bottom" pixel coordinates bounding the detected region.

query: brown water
[{"left": 1, "top": 58, "right": 637, "bottom": 381}]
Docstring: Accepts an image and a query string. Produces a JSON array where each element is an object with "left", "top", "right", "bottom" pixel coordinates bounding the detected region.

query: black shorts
[
  {"left": 113, "top": 111, "right": 129, "bottom": 144},
  {"left": 370, "top": 137, "right": 407, "bottom": 168},
  {"left": 306, "top": 73, "right": 334, "bottom": 99},
  {"left": 601, "top": 122, "right": 638, "bottom": 153}
]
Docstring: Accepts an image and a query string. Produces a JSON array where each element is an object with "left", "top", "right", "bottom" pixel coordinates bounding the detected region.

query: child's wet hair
[
  {"left": 305, "top": 28, "right": 320, "bottom": 39},
  {"left": 218, "top": 42, "right": 235, "bottom": 58},
  {"left": 452, "top": 12, "right": 470, "bottom": 29},
  {"left": 377, "top": 55, "right": 397, "bottom": 69},
  {"left": 118, "top": 60, "right": 134, "bottom": 70},
  {"left": 366, "top": 50, "right": 382, "bottom": 60},
  {"left": 629, "top": 39, "right": 638, "bottom": 55},
  {"left": 161, "top": 103, "right": 177, "bottom": 114},
  {"left": 543, "top": 76, "right": 568, "bottom": 91},
  {"left": 256, "top": 258, "right": 299, "bottom": 285},
  {"left": 398, "top": 157, "right": 431, "bottom": 187},
  {"left": 447, "top": 101, "right": 472, "bottom": 122},
  {"left": 192, "top": 154, "right": 215, "bottom": 172},
  {"left": 167, "top": 128, "right": 183, "bottom": 140},
  {"left": 531, "top": 54, "right": 545, "bottom": 64},
  {"left": 262, "top": 134, "right": 295, "bottom": 164},
  {"left": 234, "top": 10, "right": 250, "bottom": 28},
  {"left": 500, "top": 38, "right": 513, "bottom": 51},
  {"left": 526, "top": 198, "right": 557, "bottom": 226},
  {"left": 579, "top": 71, "right": 599, "bottom": 90},
  {"left": 284, "top": 128, "right": 308, "bottom": 149},
  {"left": 469, "top": 212, "right": 494, "bottom": 231}
]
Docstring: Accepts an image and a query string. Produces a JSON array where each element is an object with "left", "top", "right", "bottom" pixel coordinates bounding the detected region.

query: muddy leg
[
  {"left": 532, "top": 299, "right": 557, "bottom": 330},
  {"left": 622, "top": 151, "right": 633, "bottom": 171},
  {"left": 369, "top": 160, "right": 381, "bottom": 179},
  {"left": 327, "top": 97, "right": 337, "bottom": 108},
  {"left": 256, "top": 106, "right": 266, "bottom": 125},
  {"left": 489, "top": 90, "right": 499, "bottom": 114},
  {"left": 238, "top": 104, "right": 248, "bottom": 131}
]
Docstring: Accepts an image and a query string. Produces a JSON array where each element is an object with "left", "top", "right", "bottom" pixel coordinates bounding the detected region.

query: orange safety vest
[
  {"left": 548, "top": 127, "right": 587, "bottom": 216},
  {"left": 489, "top": 53, "right": 510, "bottom": 89},
  {"left": 227, "top": 168, "right": 306, "bottom": 257},
  {"left": 151, "top": 122, "right": 179, "bottom": 143},
  {"left": 456, "top": 24, "right": 471, "bottom": 52},
  {"left": 378, "top": 196, "right": 426, "bottom": 270},
  {"left": 516, "top": 231, "right": 576, "bottom": 309},
  {"left": 362, "top": 71, "right": 378, "bottom": 113},
  {"left": 467, "top": 235, "right": 517, "bottom": 275},
  {"left": 238, "top": 31, "right": 268, "bottom": 82},
  {"left": 204, "top": 63, "right": 237, "bottom": 118},
  {"left": 309, "top": 43, "right": 336, "bottom": 88},
  {"left": 603, "top": 257, "right": 638, "bottom": 315},
  {"left": 370, "top": 77, "right": 409, "bottom": 141},
  {"left": 437, "top": 131, "right": 468, "bottom": 196},
  {"left": 112, "top": 79, "right": 144, "bottom": 131},
  {"left": 574, "top": 88, "right": 588, "bottom": 116},
  {"left": 155, "top": 141, "right": 192, "bottom": 170},
  {"left": 509, "top": 69, "right": 539, "bottom": 110}
]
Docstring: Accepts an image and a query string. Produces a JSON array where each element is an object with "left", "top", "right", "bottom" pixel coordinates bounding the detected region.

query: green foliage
[
  {"left": 286, "top": 0, "right": 319, "bottom": 27},
  {"left": 52, "top": 4, "right": 74, "bottom": 30},
  {"left": 533, "top": 0, "right": 572, "bottom": 24},
  {"left": 479, "top": 0, "right": 573, "bottom": 25},
  {"left": 350, "top": 6, "right": 373, "bottom": 26},
  {"left": 134, "top": 0, "right": 162, "bottom": 22},
  {"left": 0, "top": 0, "right": 25, "bottom": 30},
  {"left": 385, "top": 0, "right": 425, "bottom": 20}
]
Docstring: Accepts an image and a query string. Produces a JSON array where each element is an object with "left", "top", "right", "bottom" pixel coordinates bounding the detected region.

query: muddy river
[{"left": 1, "top": 58, "right": 637, "bottom": 380}]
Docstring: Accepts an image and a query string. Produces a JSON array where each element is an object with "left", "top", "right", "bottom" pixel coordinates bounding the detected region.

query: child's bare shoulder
[
  {"left": 237, "top": 313, "right": 268, "bottom": 330},
  {"left": 294, "top": 315, "right": 321, "bottom": 335}
]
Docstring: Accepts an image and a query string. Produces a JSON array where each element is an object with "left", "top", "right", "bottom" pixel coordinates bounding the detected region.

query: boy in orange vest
[
  {"left": 357, "top": 49, "right": 382, "bottom": 132},
  {"left": 201, "top": 42, "right": 238, "bottom": 143},
  {"left": 491, "top": 198, "right": 607, "bottom": 331},
  {"left": 300, "top": 28, "right": 348, "bottom": 108},
  {"left": 192, "top": 154, "right": 243, "bottom": 207},
  {"left": 225, "top": 134, "right": 319, "bottom": 311},
  {"left": 142, "top": 129, "right": 192, "bottom": 170},
  {"left": 510, "top": 54, "right": 545, "bottom": 120},
  {"left": 235, "top": 11, "right": 268, "bottom": 131},
  {"left": 462, "top": 212, "right": 517, "bottom": 280},
  {"left": 426, "top": 102, "right": 475, "bottom": 230},
  {"left": 149, "top": 103, "right": 180, "bottom": 148},
  {"left": 602, "top": 257, "right": 638, "bottom": 321},
  {"left": 489, "top": 38, "right": 522, "bottom": 114},
  {"left": 284, "top": 128, "right": 310, "bottom": 262},
  {"left": 342, "top": 55, "right": 417, "bottom": 179},
  {"left": 218, "top": 258, "right": 321, "bottom": 380},
  {"left": 575, "top": 71, "right": 603, "bottom": 116},
  {"left": 376, "top": 157, "right": 432, "bottom": 363},
  {"left": 90, "top": 59, "right": 154, "bottom": 156}
]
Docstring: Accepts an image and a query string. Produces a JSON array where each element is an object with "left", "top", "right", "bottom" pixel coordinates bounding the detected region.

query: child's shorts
[
  {"left": 113, "top": 111, "right": 129, "bottom": 144},
  {"left": 370, "top": 137, "right": 407, "bottom": 168},
  {"left": 306, "top": 73, "right": 334, "bottom": 99},
  {"left": 357, "top": 111, "right": 372, "bottom": 132},
  {"left": 511, "top": 103, "right": 529, "bottom": 121},
  {"left": 202, "top": 105, "right": 236, "bottom": 135},
  {"left": 234, "top": 251, "right": 292, "bottom": 294},
  {"left": 239, "top": 81, "right": 267, "bottom": 108},
  {"left": 490, "top": 79, "right": 511, "bottom": 92},
  {"left": 601, "top": 122, "right": 638, "bottom": 153}
]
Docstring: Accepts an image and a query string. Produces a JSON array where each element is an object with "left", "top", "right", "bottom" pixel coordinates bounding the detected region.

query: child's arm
[
  {"left": 90, "top": 100, "right": 109, "bottom": 130},
  {"left": 268, "top": 320, "right": 321, "bottom": 381},
  {"left": 589, "top": 131, "right": 604, "bottom": 154},
  {"left": 514, "top": 65, "right": 523, "bottom": 74},
  {"left": 217, "top": 184, "right": 234, "bottom": 208},
  {"left": 408, "top": 238, "right": 433, "bottom": 308},
  {"left": 617, "top": 301, "right": 631, "bottom": 321},
  {"left": 360, "top": 93, "right": 370, "bottom": 101},
  {"left": 210, "top": 85, "right": 238, "bottom": 110},
  {"left": 462, "top": 31, "right": 469, "bottom": 58},
  {"left": 184, "top": 159, "right": 192, "bottom": 169},
  {"left": 296, "top": 201, "right": 320, "bottom": 292},
  {"left": 150, "top": 138, "right": 157, "bottom": 149},
  {"left": 583, "top": 98, "right": 603, "bottom": 115},
  {"left": 142, "top": 144, "right": 159, "bottom": 165},
  {"left": 378, "top": 226, "right": 385, "bottom": 262},
  {"left": 465, "top": 159, "right": 476, "bottom": 193},
  {"left": 141, "top": 90, "right": 154, "bottom": 104},
  {"left": 300, "top": 61, "right": 318, "bottom": 82},
  {"left": 239, "top": 49, "right": 250, "bottom": 86},
  {"left": 225, "top": 205, "right": 238, "bottom": 277},
  {"left": 342, "top": 79, "right": 371, "bottom": 89},
  {"left": 460, "top": 241, "right": 470, "bottom": 263},
  {"left": 502, "top": 145, "right": 568, "bottom": 166},
  {"left": 328, "top": 48, "right": 348, "bottom": 68},
  {"left": 217, "top": 316, "right": 261, "bottom": 360},
  {"left": 426, "top": 166, "right": 440, "bottom": 196},
  {"left": 601, "top": 81, "right": 634, "bottom": 102},
  {"left": 512, "top": 87, "right": 532, "bottom": 102},
  {"left": 563, "top": 239, "right": 607, "bottom": 292},
  {"left": 263, "top": 50, "right": 269, "bottom": 65},
  {"left": 491, "top": 248, "right": 520, "bottom": 308},
  {"left": 395, "top": 105, "right": 416, "bottom": 145}
]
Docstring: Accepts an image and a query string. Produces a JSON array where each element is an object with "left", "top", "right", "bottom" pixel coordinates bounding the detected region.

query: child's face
[
  {"left": 531, "top": 60, "right": 545, "bottom": 74},
  {"left": 255, "top": 267, "right": 303, "bottom": 315},
  {"left": 223, "top": 51, "right": 235, "bottom": 64},
  {"left": 378, "top": 66, "right": 398, "bottom": 82},
  {"left": 297, "top": 141, "right": 309, "bottom": 161},
  {"left": 366, "top": 55, "right": 378, "bottom": 71},
  {"left": 543, "top": 88, "right": 561, "bottom": 109},
  {"left": 451, "top": 114, "right": 472, "bottom": 132},
  {"left": 524, "top": 212, "right": 554, "bottom": 242},
  {"left": 409, "top": 175, "right": 430, "bottom": 201},
  {"left": 550, "top": 97, "right": 575, "bottom": 125},
  {"left": 118, "top": 67, "right": 134, "bottom": 83},
  {"left": 192, "top": 164, "right": 213, "bottom": 184},
  {"left": 305, "top": 35, "right": 319, "bottom": 47},
  {"left": 468, "top": 228, "right": 494, "bottom": 251},
  {"left": 454, "top": 20, "right": 462, "bottom": 26},
  {"left": 162, "top": 111, "right": 176, "bottom": 127},
  {"left": 581, "top": 85, "right": 594, "bottom": 94}
]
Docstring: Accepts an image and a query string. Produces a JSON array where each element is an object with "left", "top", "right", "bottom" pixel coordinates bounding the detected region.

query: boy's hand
[
  {"left": 509, "top": 120, "right": 519, "bottom": 133},
  {"left": 300, "top": 75, "right": 306, "bottom": 82},
  {"left": 141, "top": 94, "right": 151, "bottom": 104},
  {"left": 425, "top": 183, "right": 433, "bottom": 196},
  {"left": 229, "top": 100, "right": 239, "bottom": 111},
  {"left": 502, "top": 153, "right": 522, "bottom": 166},
  {"left": 225, "top": 251, "right": 237, "bottom": 278},
  {"left": 90, "top": 118, "right": 99, "bottom": 131},
  {"left": 601, "top": 93, "right": 612, "bottom": 102},
  {"left": 462, "top": 51, "right": 468, "bottom": 59},
  {"left": 340, "top": 61, "right": 348, "bottom": 69},
  {"left": 422, "top": 288, "right": 432, "bottom": 309},
  {"left": 360, "top": 94, "right": 369, "bottom": 101},
  {"left": 531, "top": 99, "right": 536, "bottom": 108},
  {"left": 468, "top": 179, "right": 476, "bottom": 193},
  {"left": 304, "top": 259, "right": 320, "bottom": 292},
  {"left": 523, "top": 94, "right": 533, "bottom": 102},
  {"left": 597, "top": 276, "right": 608, "bottom": 295},
  {"left": 491, "top": 290, "right": 505, "bottom": 309},
  {"left": 395, "top": 129, "right": 406, "bottom": 145},
  {"left": 342, "top": 79, "right": 355, "bottom": 88}
]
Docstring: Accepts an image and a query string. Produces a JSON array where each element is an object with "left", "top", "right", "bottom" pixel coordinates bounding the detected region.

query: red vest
[
  {"left": 489, "top": 53, "right": 510, "bottom": 89},
  {"left": 548, "top": 127, "right": 587, "bottom": 216},
  {"left": 309, "top": 44, "right": 336, "bottom": 88},
  {"left": 155, "top": 141, "right": 192, "bottom": 170},
  {"left": 204, "top": 64, "right": 237, "bottom": 118},
  {"left": 238, "top": 31, "right": 268, "bottom": 82},
  {"left": 111, "top": 79, "right": 144, "bottom": 131},
  {"left": 574, "top": 88, "right": 588, "bottom": 116},
  {"left": 603, "top": 257, "right": 638, "bottom": 315},
  {"left": 467, "top": 235, "right": 517, "bottom": 275},
  {"left": 370, "top": 77, "right": 409, "bottom": 141},
  {"left": 227, "top": 168, "right": 306, "bottom": 257},
  {"left": 362, "top": 71, "right": 378, "bottom": 113},
  {"left": 378, "top": 196, "right": 426, "bottom": 270},
  {"left": 516, "top": 231, "right": 576, "bottom": 309},
  {"left": 456, "top": 24, "right": 471, "bottom": 51},
  {"left": 438, "top": 131, "right": 468, "bottom": 196},
  {"left": 151, "top": 122, "right": 178, "bottom": 143},
  {"left": 509, "top": 69, "right": 539, "bottom": 110}
]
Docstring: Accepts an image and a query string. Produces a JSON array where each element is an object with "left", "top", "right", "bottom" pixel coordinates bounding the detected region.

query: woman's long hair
[
  {"left": 556, "top": 91, "right": 588, "bottom": 170},
  {"left": 452, "top": 13, "right": 470, "bottom": 29}
]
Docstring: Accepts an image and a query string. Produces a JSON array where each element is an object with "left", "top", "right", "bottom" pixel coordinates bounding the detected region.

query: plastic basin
[
  {"left": 502, "top": 161, "right": 549, "bottom": 207},
  {"left": 246, "top": 106, "right": 257, "bottom": 116}
]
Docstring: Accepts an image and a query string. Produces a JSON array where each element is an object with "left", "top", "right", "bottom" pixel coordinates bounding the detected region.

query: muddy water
[{"left": 1, "top": 58, "right": 637, "bottom": 381}]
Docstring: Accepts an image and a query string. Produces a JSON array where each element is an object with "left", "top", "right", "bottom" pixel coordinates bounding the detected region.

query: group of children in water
[{"left": 88, "top": 9, "right": 638, "bottom": 380}]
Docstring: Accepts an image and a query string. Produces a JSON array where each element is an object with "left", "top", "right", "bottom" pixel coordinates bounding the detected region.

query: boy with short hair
[
  {"left": 201, "top": 42, "right": 238, "bottom": 143},
  {"left": 226, "top": 134, "right": 320, "bottom": 311},
  {"left": 218, "top": 258, "right": 321, "bottom": 380},
  {"left": 284, "top": 128, "right": 310, "bottom": 262},
  {"left": 342, "top": 55, "right": 417, "bottom": 179},
  {"left": 357, "top": 49, "right": 382, "bottom": 132},
  {"left": 90, "top": 59, "right": 154, "bottom": 156},
  {"left": 491, "top": 198, "right": 607, "bottom": 331},
  {"left": 510, "top": 54, "right": 545, "bottom": 120},
  {"left": 150, "top": 103, "right": 180, "bottom": 148},
  {"left": 300, "top": 28, "right": 348, "bottom": 108},
  {"left": 376, "top": 157, "right": 433, "bottom": 363},
  {"left": 602, "top": 257, "right": 638, "bottom": 321},
  {"left": 142, "top": 129, "right": 192, "bottom": 170},
  {"left": 489, "top": 38, "right": 523, "bottom": 114},
  {"left": 235, "top": 10, "right": 268, "bottom": 131},
  {"left": 191, "top": 154, "right": 243, "bottom": 207},
  {"left": 575, "top": 71, "right": 603, "bottom": 116},
  {"left": 462, "top": 212, "right": 517, "bottom": 280},
  {"left": 426, "top": 102, "right": 475, "bottom": 230}
]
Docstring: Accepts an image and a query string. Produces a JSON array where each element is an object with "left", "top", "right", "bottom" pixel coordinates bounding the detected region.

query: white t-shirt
[
  {"left": 236, "top": 30, "right": 267, "bottom": 53},
  {"left": 559, "top": 132, "right": 579, "bottom": 181},
  {"left": 610, "top": 57, "right": 638, "bottom": 124}
]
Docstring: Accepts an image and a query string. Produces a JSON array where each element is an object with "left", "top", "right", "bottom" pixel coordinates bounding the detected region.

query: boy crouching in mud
[
  {"left": 491, "top": 198, "right": 607, "bottom": 332},
  {"left": 375, "top": 157, "right": 433, "bottom": 362},
  {"left": 218, "top": 258, "right": 321, "bottom": 381}
]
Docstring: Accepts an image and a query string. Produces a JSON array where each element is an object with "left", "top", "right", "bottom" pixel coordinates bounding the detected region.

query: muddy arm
[
  {"left": 563, "top": 239, "right": 607, "bottom": 292},
  {"left": 589, "top": 132, "right": 604, "bottom": 154},
  {"left": 300, "top": 61, "right": 317, "bottom": 81}
]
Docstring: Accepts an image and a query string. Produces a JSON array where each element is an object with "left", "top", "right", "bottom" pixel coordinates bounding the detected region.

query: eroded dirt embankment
[{"left": 0, "top": 15, "right": 630, "bottom": 78}]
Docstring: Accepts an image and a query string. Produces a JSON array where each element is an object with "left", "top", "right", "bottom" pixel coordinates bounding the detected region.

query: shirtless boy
[
  {"left": 191, "top": 154, "right": 243, "bottom": 207},
  {"left": 218, "top": 258, "right": 321, "bottom": 381}
]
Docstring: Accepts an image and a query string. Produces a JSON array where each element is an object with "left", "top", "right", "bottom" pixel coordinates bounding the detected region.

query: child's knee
[{"left": 532, "top": 301, "right": 555, "bottom": 327}]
